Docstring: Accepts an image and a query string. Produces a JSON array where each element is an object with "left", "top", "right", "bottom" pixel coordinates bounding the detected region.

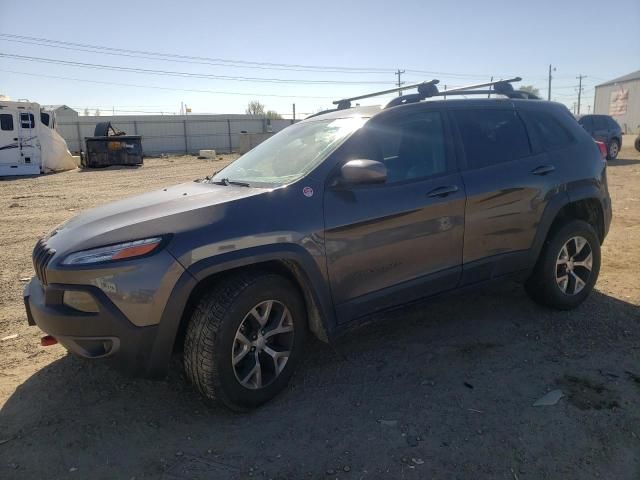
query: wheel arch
[
  {"left": 529, "top": 190, "right": 605, "bottom": 271},
  {"left": 146, "top": 245, "right": 335, "bottom": 377}
]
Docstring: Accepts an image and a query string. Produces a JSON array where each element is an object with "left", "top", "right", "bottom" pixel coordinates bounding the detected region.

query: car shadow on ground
[
  {"left": 607, "top": 157, "right": 640, "bottom": 166},
  {"left": 1, "top": 283, "right": 639, "bottom": 479}
]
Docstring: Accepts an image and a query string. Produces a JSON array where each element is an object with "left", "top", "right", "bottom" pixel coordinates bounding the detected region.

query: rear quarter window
[
  {"left": 452, "top": 109, "right": 531, "bottom": 169},
  {"left": 520, "top": 109, "right": 575, "bottom": 152}
]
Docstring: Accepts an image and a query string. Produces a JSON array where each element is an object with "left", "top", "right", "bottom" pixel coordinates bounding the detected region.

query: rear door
[
  {"left": 324, "top": 109, "right": 465, "bottom": 321},
  {"left": 18, "top": 111, "right": 41, "bottom": 169},
  {"left": 449, "top": 106, "right": 561, "bottom": 284}
]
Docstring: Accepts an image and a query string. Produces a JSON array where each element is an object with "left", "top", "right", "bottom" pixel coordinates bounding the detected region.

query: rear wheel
[
  {"left": 608, "top": 139, "right": 620, "bottom": 160},
  {"left": 525, "top": 220, "right": 600, "bottom": 310},
  {"left": 183, "top": 272, "right": 307, "bottom": 410}
]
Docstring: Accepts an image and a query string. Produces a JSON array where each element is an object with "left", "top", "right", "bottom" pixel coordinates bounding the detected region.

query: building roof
[
  {"left": 42, "top": 105, "right": 77, "bottom": 113},
  {"left": 596, "top": 70, "right": 640, "bottom": 88}
]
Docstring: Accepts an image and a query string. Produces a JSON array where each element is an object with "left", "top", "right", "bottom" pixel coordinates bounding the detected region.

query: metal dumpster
[{"left": 82, "top": 122, "right": 143, "bottom": 168}]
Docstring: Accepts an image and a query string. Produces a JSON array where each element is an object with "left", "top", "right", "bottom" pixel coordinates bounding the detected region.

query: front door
[
  {"left": 324, "top": 109, "right": 465, "bottom": 323},
  {"left": 0, "top": 112, "right": 18, "bottom": 168}
]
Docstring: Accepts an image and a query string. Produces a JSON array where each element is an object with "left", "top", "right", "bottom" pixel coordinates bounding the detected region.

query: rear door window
[
  {"left": 594, "top": 116, "right": 608, "bottom": 130},
  {"left": 579, "top": 116, "right": 593, "bottom": 130},
  {"left": 520, "top": 109, "right": 574, "bottom": 151},
  {"left": 0, "top": 113, "right": 13, "bottom": 131},
  {"left": 452, "top": 109, "right": 531, "bottom": 169}
]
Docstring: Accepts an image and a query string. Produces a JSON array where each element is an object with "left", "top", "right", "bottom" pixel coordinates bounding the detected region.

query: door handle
[
  {"left": 13, "top": 138, "right": 18, "bottom": 141},
  {"left": 426, "top": 185, "right": 459, "bottom": 198},
  {"left": 531, "top": 165, "right": 555, "bottom": 176}
]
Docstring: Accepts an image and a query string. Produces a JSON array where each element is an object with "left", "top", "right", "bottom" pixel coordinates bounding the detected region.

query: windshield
[{"left": 211, "top": 116, "right": 367, "bottom": 187}]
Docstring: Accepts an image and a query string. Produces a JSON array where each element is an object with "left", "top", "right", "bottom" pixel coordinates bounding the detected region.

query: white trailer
[{"left": 0, "top": 100, "right": 76, "bottom": 176}]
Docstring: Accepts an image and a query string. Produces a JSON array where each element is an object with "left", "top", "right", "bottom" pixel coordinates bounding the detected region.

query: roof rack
[
  {"left": 327, "top": 77, "right": 538, "bottom": 114},
  {"left": 333, "top": 79, "right": 440, "bottom": 110}
]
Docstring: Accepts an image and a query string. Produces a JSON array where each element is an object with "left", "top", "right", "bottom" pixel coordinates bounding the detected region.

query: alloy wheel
[
  {"left": 555, "top": 236, "right": 593, "bottom": 295},
  {"left": 232, "top": 300, "right": 294, "bottom": 389},
  {"left": 609, "top": 141, "right": 619, "bottom": 159}
]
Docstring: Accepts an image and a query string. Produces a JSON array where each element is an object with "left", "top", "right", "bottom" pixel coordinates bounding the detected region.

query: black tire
[
  {"left": 607, "top": 138, "right": 620, "bottom": 160},
  {"left": 634, "top": 135, "right": 640, "bottom": 153},
  {"left": 183, "top": 271, "right": 307, "bottom": 411},
  {"left": 525, "top": 220, "right": 601, "bottom": 310}
]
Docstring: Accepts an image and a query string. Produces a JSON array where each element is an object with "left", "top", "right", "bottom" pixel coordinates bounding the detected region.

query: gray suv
[{"left": 24, "top": 79, "right": 612, "bottom": 410}]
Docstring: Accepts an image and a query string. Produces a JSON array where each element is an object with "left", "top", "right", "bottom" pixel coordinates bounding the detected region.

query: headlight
[{"left": 62, "top": 237, "right": 163, "bottom": 265}]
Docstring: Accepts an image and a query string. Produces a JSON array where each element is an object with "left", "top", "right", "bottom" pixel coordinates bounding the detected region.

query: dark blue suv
[
  {"left": 24, "top": 79, "right": 612, "bottom": 410},
  {"left": 577, "top": 114, "right": 623, "bottom": 160}
]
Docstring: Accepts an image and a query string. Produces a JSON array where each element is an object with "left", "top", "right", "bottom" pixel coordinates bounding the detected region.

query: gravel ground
[{"left": 0, "top": 144, "right": 639, "bottom": 479}]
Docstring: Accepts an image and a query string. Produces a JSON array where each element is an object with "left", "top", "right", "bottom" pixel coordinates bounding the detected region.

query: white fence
[{"left": 56, "top": 114, "right": 296, "bottom": 154}]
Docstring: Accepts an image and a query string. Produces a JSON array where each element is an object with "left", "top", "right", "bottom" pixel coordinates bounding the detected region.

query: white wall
[
  {"left": 56, "top": 115, "right": 295, "bottom": 154},
  {"left": 594, "top": 79, "right": 640, "bottom": 134}
]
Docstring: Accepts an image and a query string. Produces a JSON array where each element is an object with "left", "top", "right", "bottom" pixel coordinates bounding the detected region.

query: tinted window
[
  {"left": 40, "top": 112, "right": 51, "bottom": 127},
  {"left": 520, "top": 109, "right": 574, "bottom": 151},
  {"left": 20, "top": 113, "right": 35, "bottom": 129},
  {"left": 351, "top": 111, "right": 448, "bottom": 183},
  {"left": 594, "top": 116, "right": 608, "bottom": 130},
  {"left": 453, "top": 109, "right": 531, "bottom": 169},
  {"left": 607, "top": 117, "right": 620, "bottom": 129},
  {"left": 579, "top": 116, "right": 593, "bottom": 130},
  {"left": 0, "top": 113, "right": 13, "bottom": 131}
]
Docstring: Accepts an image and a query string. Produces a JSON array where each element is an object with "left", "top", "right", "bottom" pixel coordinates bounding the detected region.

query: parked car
[
  {"left": 577, "top": 114, "right": 623, "bottom": 160},
  {"left": 24, "top": 81, "right": 612, "bottom": 410}
]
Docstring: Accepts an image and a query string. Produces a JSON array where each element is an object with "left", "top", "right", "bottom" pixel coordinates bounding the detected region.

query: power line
[
  {"left": 0, "top": 69, "right": 337, "bottom": 99},
  {"left": 0, "top": 33, "right": 394, "bottom": 73},
  {"left": 0, "top": 33, "right": 553, "bottom": 81},
  {"left": 0, "top": 53, "right": 394, "bottom": 85}
]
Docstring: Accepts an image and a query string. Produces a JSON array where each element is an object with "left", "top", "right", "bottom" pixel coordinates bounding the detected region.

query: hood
[{"left": 46, "top": 181, "right": 266, "bottom": 255}]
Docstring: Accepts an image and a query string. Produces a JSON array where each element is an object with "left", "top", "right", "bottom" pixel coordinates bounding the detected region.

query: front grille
[{"left": 32, "top": 239, "right": 56, "bottom": 285}]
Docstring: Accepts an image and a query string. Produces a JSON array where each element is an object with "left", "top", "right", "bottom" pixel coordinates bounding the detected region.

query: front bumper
[{"left": 24, "top": 278, "right": 159, "bottom": 376}]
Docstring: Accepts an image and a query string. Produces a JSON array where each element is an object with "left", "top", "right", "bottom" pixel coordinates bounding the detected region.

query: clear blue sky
[{"left": 1, "top": 0, "right": 639, "bottom": 117}]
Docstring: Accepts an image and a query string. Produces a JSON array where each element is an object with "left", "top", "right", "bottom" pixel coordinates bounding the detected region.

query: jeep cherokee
[{"left": 24, "top": 79, "right": 612, "bottom": 410}]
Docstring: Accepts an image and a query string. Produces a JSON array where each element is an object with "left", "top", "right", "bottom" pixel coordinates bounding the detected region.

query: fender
[
  {"left": 566, "top": 181, "right": 610, "bottom": 240},
  {"left": 526, "top": 191, "right": 570, "bottom": 270},
  {"left": 146, "top": 243, "right": 336, "bottom": 377}
]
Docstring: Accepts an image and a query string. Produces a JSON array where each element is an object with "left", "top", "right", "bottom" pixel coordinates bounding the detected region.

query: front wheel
[
  {"left": 525, "top": 220, "right": 601, "bottom": 310},
  {"left": 183, "top": 272, "right": 307, "bottom": 410}
]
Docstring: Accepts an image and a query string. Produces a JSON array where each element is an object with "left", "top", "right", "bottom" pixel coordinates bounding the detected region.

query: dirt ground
[{"left": 1, "top": 142, "right": 639, "bottom": 479}]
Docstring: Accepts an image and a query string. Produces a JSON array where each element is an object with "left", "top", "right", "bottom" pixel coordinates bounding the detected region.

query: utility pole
[
  {"left": 292, "top": 103, "right": 296, "bottom": 121},
  {"left": 576, "top": 74, "right": 587, "bottom": 115},
  {"left": 395, "top": 69, "right": 405, "bottom": 96},
  {"left": 488, "top": 76, "right": 494, "bottom": 98},
  {"left": 547, "top": 64, "right": 556, "bottom": 100}
]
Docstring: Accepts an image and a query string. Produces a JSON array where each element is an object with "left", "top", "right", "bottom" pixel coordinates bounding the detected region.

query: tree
[
  {"left": 245, "top": 100, "right": 265, "bottom": 116},
  {"left": 265, "top": 110, "right": 282, "bottom": 120},
  {"left": 94, "top": 108, "right": 101, "bottom": 116},
  {"left": 519, "top": 85, "right": 541, "bottom": 97},
  {"left": 83, "top": 108, "right": 90, "bottom": 116}
]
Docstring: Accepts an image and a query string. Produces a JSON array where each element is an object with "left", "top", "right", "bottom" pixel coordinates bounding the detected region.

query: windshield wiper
[{"left": 211, "top": 178, "right": 251, "bottom": 187}]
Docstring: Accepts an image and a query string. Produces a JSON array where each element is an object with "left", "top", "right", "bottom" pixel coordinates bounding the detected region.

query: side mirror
[{"left": 337, "top": 159, "right": 387, "bottom": 186}]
